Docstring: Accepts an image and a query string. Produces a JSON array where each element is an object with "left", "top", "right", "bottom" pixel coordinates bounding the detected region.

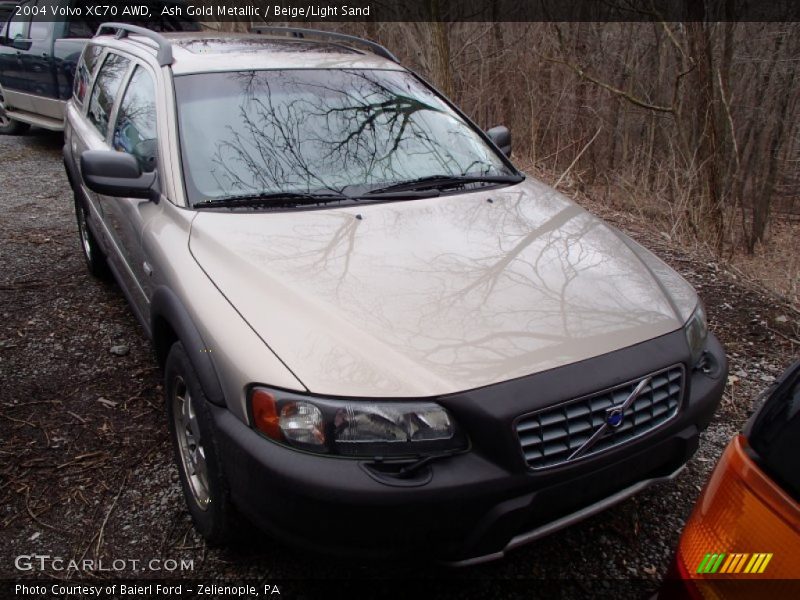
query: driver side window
[
  {"left": 7, "top": 7, "right": 31, "bottom": 40},
  {"left": 112, "top": 66, "right": 157, "bottom": 173}
]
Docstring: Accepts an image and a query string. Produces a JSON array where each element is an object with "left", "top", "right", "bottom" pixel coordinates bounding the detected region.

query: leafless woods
[
  {"left": 207, "top": 18, "right": 798, "bottom": 265},
  {"left": 351, "top": 21, "right": 799, "bottom": 258}
]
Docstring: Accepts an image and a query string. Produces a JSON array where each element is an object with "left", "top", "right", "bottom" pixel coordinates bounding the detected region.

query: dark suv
[{"left": 0, "top": 0, "right": 195, "bottom": 133}]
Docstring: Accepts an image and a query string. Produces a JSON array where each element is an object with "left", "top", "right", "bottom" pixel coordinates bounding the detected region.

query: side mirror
[
  {"left": 80, "top": 150, "right": 156, "bottom": 199},
  {"left": 486, "top": 125, "right": 511, "bottom": 157},
  {"left": 11, "top": 36, "right": 31, "bottom": 51}
]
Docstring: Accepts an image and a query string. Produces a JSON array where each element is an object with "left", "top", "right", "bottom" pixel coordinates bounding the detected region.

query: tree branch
[{"left": 541, "top": 54, "right": 675, "bottom": 113}]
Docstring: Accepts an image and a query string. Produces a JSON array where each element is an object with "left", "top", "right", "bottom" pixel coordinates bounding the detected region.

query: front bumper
[{"left": 212, "top": 330, "right": 726, "bottom": 563}]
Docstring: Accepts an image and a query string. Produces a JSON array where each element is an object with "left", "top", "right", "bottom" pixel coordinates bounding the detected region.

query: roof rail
[
  {"left": 250, "top": 26, "right": 398, "bottom": 63},
  {"left": 95, "top": 23, "right": 173, "bottom": 66}
]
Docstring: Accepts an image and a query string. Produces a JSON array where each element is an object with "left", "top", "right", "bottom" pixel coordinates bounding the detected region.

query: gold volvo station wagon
[{"left": 63, "top": 23, "right": 727, "bottom": 564}]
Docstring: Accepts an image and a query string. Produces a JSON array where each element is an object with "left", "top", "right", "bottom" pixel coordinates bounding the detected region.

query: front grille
[{"left": 515, "top": 365, "right": 685, "bottom": 470}]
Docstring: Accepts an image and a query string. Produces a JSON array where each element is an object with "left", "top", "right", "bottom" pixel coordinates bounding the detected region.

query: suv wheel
[
  {"left": 74, "top": 196, "right": 111, "bottom": 279},
  {"left": 165, "top": 342, "right": 240, "bottom": 544},
  {"left": 0, "top": 89, "right": 31, "bottom": 135}
]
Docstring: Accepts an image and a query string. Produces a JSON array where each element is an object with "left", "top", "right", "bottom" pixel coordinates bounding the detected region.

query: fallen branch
[
  {"left": 66, "top": 411, "right": 87, "bottom": 424},
  {"left": 767, "top": 327, "right": 800, "bottom": 346},
  {"left": 25, "top": 491, "right": 62, "bottom": 533},
  {"left": 554, "top": 126, "right": 602, "bottom": 190},
  {"left": 95, "top": 473, "right": 128, "bottom": 558},
  {"left": 56, "top": 451, "right": 107, "bottom": 470},
  {"left": 0, "top": 414, "right": 37, "bottom": 428}
]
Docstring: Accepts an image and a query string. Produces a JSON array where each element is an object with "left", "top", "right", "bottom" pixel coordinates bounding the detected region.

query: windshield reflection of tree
[{"left": 209, "top": 70, "right": 494, "bottom": 196}]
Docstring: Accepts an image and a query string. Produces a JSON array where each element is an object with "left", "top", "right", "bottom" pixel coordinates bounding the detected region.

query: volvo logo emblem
[
  {"left": 606, "top": 407, "right": 625, "bottom": 428},
  {"left": 567, "top": 375, "right": 653, "bottom": 460}
]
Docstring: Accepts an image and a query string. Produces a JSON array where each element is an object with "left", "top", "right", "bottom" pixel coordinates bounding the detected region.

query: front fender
[{"left": 150, "top": 285, "right": 225, "bottom": 406}]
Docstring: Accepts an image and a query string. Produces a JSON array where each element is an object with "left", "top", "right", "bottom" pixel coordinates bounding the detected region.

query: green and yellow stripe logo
[{"left": 696, "top": 552, "right": 773, "bottom": 574}]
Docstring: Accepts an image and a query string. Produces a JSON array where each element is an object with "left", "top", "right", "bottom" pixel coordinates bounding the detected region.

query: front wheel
[
  {"left": 165, "top": 342, "right": 240, "bottom": 544},
  {"left": 0, "top": 89, "right": 30, "bottom": 135}
]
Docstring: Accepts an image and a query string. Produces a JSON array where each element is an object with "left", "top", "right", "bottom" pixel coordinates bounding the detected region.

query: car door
[
  {"left": 25, "top": 3, "right": 61, "bottom": 118},
  {"left": 0, "top": 2, "right": 34, "bottom": 112},
  {"left": 67, "top": 42, "right": 106, "bottom": 208},
  {"left": 105, "top": 62, "right": 160, "bottom": 315},
  {"left": 80, "top": 49, "right": 153, "bottom": 316},
  {"left": 78, "top": 48, "right": 129, "bottom": 221}
]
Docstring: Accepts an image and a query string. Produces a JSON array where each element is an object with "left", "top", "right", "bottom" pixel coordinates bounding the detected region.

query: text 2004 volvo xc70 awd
[{"left": 63, "top": 25, "right": 727, "bottom": 563}]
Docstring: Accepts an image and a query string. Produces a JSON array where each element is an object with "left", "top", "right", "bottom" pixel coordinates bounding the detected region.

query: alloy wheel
[
  {"left": 76, "top": 204, "right": 93, "bottom": 262},
  {"left": 172, "top": 376, "right": 211, "bottom": 510},
  {"left": 0, "top": 91, "right": 10, "bottom": 128}
]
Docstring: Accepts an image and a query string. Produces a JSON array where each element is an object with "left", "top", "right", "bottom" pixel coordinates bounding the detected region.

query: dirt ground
[{"left": 1, "top": 129, "right": 798, "bottom": 597}]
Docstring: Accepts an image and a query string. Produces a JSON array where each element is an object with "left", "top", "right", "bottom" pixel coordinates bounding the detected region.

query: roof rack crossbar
[
  {"left": 250, "top": 26, "right": 398, "bottom": 63},
  {"left": 95, "top": 22, "right": 173, "bottom": 66}
]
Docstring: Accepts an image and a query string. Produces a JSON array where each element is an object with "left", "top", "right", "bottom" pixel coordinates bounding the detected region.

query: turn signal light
[{"left": 251, "top": 388, "right": 282, "bottom": 440}]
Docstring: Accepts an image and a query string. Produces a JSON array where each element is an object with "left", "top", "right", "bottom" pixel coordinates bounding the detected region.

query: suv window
[
  {"left": 73, "top": 44, "right": 103, "bottom": 105},
  {"left": 749, "top": 365, "right": 800, "bottom": 502},
  {"left": 86, "top": 53, "right": 130, "bottom": 139},
  {"left": 66, "top": 18, "right": 94, "bottom": 39},
  {"left": 6, "top": 8, "right": 30, "bottom": 40},
  {"left": 112, "top": 66, "right": 157, "bottom": 172},
  {"left": 28, "top": 0, "right": 57, "bottom": 41},
  {"left": 29, "top": 20, "right": 48, "bottom": 40}
]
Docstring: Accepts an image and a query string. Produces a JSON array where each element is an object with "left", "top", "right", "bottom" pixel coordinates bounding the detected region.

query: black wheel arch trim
[
  {"left": 64, "top": 142, "right": 93, "bottom": 212},
  {"left": 63, "top": 143, "right": 80, "bottom": 193},
  {"left": 151, "top": 286, "right": 226, "bottom": 406}
]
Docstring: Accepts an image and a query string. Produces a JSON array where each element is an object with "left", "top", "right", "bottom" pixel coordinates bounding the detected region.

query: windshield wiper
[
  {"left": 365, "top": 173, "right": 524, "bottom": 195},
  {"left": 194, "top": 192, "right": 348, "bottom": 209},
  {"left": 195, "top": 189, "right": 442, "bottom": 209},
  {"left": 353, "top": 189, "right": 441, "bottom": 200}
]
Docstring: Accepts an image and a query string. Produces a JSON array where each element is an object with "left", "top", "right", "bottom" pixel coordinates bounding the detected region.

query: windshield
[{"left": 173, "top": 69, "right": 516, "bottom": 206}]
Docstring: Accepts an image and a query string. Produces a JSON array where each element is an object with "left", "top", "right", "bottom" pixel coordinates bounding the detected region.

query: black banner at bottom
[{"left": 5, "top": 578, "right": 800, "bottom": 600}]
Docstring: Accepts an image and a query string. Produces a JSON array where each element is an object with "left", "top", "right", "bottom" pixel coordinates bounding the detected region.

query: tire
[
  {"left": 165, "top": 342, "right": 240, "bottom": 544},
  {"left": 0, "top": 89, "right": 30, "bottom": 135},
  {"left": 73, "top": 196, "right": 111, "bottom": 280}
]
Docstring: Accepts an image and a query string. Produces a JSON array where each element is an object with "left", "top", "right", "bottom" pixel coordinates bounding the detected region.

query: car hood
[{"left": 189, "top": 178, "right": 698, "bottom": 397}]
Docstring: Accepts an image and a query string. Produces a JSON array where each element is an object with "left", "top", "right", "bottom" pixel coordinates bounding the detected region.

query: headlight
[
  {"left": 684, "top": 303, "right": 708, "bottom": 366},
  {"left": 249, "top": 387, "right": 468, "bottom": 457}
]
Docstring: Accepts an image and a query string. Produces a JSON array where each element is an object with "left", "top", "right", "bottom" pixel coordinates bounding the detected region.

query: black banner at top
[{"left": 9, "top": 0, "right": 800, "bottom": 23}]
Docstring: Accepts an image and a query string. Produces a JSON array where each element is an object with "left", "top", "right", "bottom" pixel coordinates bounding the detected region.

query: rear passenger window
[
  {"left": 66, "top": 16, "right": 104, "bottom": 39},
  {"left": 73, "top": 45, "right": 103, "bottom": 105},
  {"left": 66, "top": 19, "right": 92, "bottom": 38},
  {"left": 86, "top": 53, "right": 130, "bottom": 139},
  {"left": 113, "top": 66, "right": 157, "bottom": 172}
]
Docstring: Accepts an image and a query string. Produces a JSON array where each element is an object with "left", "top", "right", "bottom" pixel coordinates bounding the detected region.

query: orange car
[{"left": 663, "top": 360, "right": 800, "bottom": 599}]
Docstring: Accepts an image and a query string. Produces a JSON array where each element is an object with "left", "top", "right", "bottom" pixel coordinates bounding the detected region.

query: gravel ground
[{"left": 1, "top": 129, "right": 798, "bottom": 599}]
